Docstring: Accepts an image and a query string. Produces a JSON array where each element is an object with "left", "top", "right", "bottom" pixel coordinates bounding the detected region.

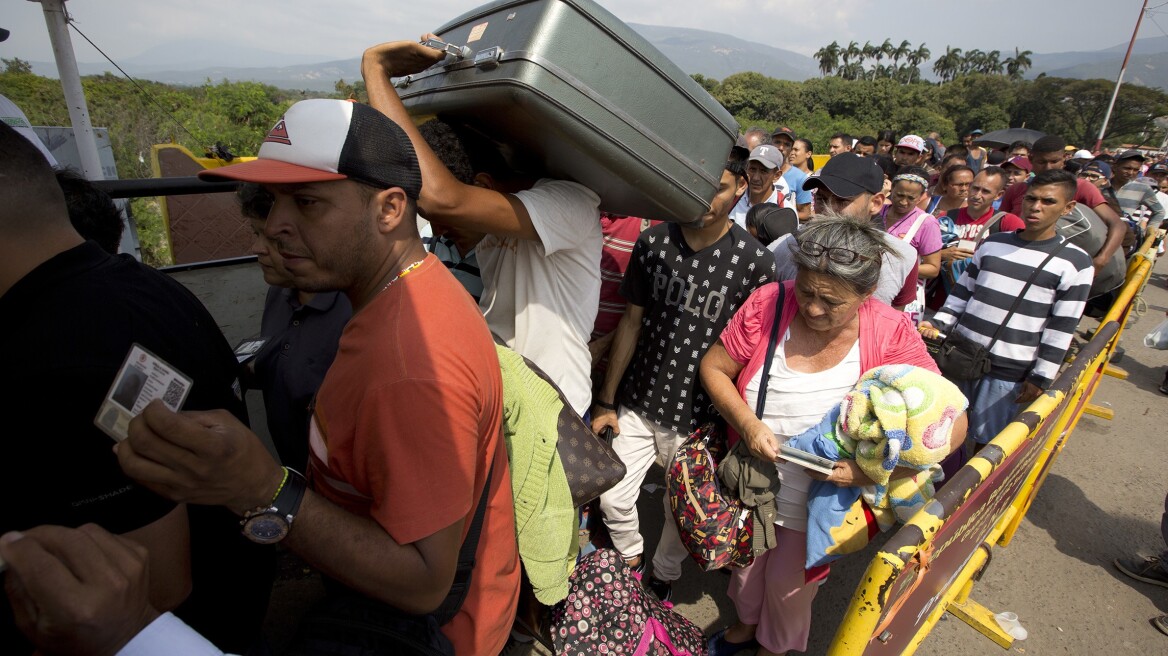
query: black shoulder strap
[
  {"left": 984, "top": 238, "right": 1069, "bottom": 352},
  {"left": 978, "top": 211, "right": 1007, "bottom": 242},
  {"left": 754, "top": 284, "right": 786, "bottom": 418},
  {"left": 432, "top": 463, "right": 494, "bottom": 624}
]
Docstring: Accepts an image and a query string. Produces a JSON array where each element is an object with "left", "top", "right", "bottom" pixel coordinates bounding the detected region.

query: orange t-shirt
[{"left": 308, "top": 255, "right": 519, "bottom": 654}]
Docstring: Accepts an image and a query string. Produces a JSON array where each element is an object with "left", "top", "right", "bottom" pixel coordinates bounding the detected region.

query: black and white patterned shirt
[{"left": 618, "top": 223, "right": 777, "bottom": 433}]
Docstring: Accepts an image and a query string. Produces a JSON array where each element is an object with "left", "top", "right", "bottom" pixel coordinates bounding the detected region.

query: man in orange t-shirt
[{"left": 116, "top": 99, "right": 519, "bottom": 654}]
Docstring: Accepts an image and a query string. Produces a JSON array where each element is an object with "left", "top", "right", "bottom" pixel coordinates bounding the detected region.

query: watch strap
[{"left": 273, "top": 467, "right": 307, "bottom": 524}]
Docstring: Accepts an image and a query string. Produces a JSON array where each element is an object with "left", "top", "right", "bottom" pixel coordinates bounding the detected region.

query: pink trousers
[{"left": 727, "top": 527, "right": 817, "bottom": 654}]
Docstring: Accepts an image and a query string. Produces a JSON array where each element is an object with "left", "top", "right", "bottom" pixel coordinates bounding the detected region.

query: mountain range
[{"left": 24, "top": 27, "right": 1157, "bottom": 92}]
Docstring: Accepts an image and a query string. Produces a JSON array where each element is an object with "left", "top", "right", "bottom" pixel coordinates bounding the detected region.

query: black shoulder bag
[
  {"left": 934, "top": 240, "right": 1067, "bottom": 381},
  {"left": 289, "top": 467, "right": 495, "bottom": 656}
]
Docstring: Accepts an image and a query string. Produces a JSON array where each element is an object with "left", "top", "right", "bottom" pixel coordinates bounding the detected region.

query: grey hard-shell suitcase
[{"left": 396, "top": 0, "right": 739, "bottom": 223}]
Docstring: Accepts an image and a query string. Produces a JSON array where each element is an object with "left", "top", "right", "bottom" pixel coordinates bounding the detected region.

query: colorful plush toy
[{"left": 787, "top": 365, "right": 968, "bottom": 568}]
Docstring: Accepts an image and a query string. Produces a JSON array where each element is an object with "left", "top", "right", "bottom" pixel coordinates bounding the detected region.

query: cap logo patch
[{"left": 264, "top": 119, "right": 292, "bottom": 146}]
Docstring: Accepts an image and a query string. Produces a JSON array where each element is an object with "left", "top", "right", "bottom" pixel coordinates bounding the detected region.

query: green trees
[
  {"left": 1012, "top": 77, "right": 1168, "bottom": 147},
  {"left": 694, "top": 69, "right": 1168, "bottom": 154},
  {"left": 816, "top": 39, "right": 929, "bottom": 82}
]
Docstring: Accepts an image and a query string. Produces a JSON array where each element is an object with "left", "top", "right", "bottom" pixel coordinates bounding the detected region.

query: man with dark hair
[
  {"left": 923, "top": 169, "right": 1093, "bottom": 446},
  {"left": 55, "top": 168, "right": 125, "bottom": 255},
  {"left": 116, "top": 99, "right": 520, "bottom": 655},
  {"left": 1000, "top": 134, "right": 1127, "bottom": 272},
  {"left": 772, "top": 127, "right": 813, "bottom": 220},
  {"left": 769, "top": 153, "right": 921, "bottom": 309},
  {"left": 238, "top": 183, "right": 352, "bottom": 473},
  {"left": 1112, "top": 150, "right": 1165, "bottom": 232},
  {"left": 416, "top": 120, "right": 486, "bottom": 300},
  {"left": 929, "top": 166, "right": 1027, "bottom": 309},
  {"left": 363, "top": 41, "right": 602, "bottom": 419},
  {"left": 853, "top": 135, "right": 877, "bottom": 157},
  {"left": 828, "top": 132, "right": 853, "bottom": 157},
  {"left": 591, "top": 159, "right": 776, "bottom": 603},
  {"left": 1009, "top": 141, "right": 1032, "bottom": 158},
  {"left": 0, "top": 122, "right": 272, "bottom": 654}
]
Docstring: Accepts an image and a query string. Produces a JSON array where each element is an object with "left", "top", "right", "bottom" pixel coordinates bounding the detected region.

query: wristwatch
[{"left": 240, "top": 467, "right": 307, "bottom": 544}]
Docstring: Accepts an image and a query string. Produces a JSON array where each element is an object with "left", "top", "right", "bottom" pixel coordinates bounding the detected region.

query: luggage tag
[{"left": 94, "top": 344, "right": 193, "bottom": 443}]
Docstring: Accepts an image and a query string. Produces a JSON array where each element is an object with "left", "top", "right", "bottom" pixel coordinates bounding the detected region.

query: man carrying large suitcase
[{"left": 363, "top": 39, "right": 603, "bottom": 420}]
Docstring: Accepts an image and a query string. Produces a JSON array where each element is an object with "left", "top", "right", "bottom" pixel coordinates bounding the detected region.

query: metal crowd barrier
[{"left": 827, "top": 231, "right": 1161, "bottom": 655}]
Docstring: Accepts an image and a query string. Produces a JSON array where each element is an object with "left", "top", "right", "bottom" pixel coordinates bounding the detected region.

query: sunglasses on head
[{"left": 798, "top": 240, "right": 868, "bottom": 264}]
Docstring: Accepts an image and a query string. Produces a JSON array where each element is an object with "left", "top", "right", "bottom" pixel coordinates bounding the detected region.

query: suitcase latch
[{"left": 474, "top": 47, "right": 504, "bottom": 70}]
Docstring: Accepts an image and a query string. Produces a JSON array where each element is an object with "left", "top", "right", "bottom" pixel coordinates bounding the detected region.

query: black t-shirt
[
  {"left": 0, "top": 241, "right": 270, "bottom": 653},
  {"left": 618, "top": 223, "right": 776, "bottom": 432},
  {"left": 256, "top": 286, "right": 351, "bottom": 471}
]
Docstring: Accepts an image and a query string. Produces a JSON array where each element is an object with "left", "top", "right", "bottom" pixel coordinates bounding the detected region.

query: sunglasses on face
[{"left": 1078, "top": 172, "right": 1105, "bottom": 181}]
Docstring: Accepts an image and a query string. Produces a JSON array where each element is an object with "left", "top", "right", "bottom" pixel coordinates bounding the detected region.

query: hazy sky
[{"left": 2, "top": 0, "right": 1143, "bottom": 65}]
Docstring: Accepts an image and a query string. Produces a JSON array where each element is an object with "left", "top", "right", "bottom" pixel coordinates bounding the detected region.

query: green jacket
[{"left": 496, "top": 345, "right": 579, "bottom": 604}]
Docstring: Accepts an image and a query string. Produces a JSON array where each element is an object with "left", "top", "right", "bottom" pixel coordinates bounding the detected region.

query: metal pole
[
  {"left": 33, "top": 0, "right": 104, "bottom": 180},
  {"left": 1095, "top": 0, "right": 1148, "bottom": 153}
]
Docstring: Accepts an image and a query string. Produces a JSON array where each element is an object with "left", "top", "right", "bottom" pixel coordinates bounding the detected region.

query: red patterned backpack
[
  {"left": 666, "top": 284, "right": 785, "bottom": 571},
  {"left": 667, "top": 424, "right": 754, "bottom": 570}
]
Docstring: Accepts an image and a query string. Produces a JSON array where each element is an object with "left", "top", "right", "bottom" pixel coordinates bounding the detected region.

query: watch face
[{"left": 243, "top": 514, "right": 289, "bottom": 544}]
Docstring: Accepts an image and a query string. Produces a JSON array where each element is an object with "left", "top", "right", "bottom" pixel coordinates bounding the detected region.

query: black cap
[
  {"left": 772, "top": 126, "right": 797, "bottom": 141},
  {"left": 1116, "top": 149, "right": 1146, "bottom": 163},
  {"left": 802, "top": 153, "right": 884, "bottom": 199},
  {"left": 1149, "top": 162, "right": 1168, "bottom": 174}
]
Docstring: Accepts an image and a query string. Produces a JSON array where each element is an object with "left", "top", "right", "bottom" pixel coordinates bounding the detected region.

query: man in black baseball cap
[
  {"left": 1112, "top": 150, "right": 1165, "bottom": 231},
  {"left": 768, "top": 153, "right": 922, "bottom": 308},
  {"left": 804, "top": 152, "right": 885, "bottom": 216}
]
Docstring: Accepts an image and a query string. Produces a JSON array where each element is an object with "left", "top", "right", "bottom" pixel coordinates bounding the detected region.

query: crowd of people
[{"left": 3, "top": 33, "right": 1167, "bottom": 656}]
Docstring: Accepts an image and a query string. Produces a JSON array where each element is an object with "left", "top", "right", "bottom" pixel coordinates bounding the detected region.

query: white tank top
[{"left": 742, "top": 328, "right": 860, "bottom": 532}]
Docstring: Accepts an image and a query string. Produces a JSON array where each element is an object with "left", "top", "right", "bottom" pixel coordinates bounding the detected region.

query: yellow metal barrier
[{"left": 827, "top": 232, "right": 1161, "bottom": 655}]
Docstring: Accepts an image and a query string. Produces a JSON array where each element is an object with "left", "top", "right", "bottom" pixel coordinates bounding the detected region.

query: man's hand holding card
[{"left": 116, "top": 402, "right": 284, "bottom": 517}]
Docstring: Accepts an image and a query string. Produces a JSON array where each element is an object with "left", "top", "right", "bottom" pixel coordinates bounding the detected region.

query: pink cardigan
[{"left": 718, "top": 281, "right": 940, "bottom": 445}]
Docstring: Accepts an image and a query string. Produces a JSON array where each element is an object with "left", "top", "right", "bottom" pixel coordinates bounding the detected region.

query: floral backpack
[{"left": 550, "top": 549, "right": 706, "bottom": 655}]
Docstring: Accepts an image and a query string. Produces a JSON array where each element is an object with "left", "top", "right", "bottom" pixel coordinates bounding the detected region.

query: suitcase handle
[{"left": 421, "top": 37, "right": 472, "bottom": 60}]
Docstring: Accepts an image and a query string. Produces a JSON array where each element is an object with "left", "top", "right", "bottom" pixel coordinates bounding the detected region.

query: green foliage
[
  {"left": 0, "top": 70, "right": 306, "bottom": 265},
  {"left": 703, "top": 70, "right": 1168, "bottom": 153},
  {"left": 3, "top": 57, "right": 33, "bottom": 74},
  {"left": 1013, "top": 77, "right": 1168, "bottom": 148}
]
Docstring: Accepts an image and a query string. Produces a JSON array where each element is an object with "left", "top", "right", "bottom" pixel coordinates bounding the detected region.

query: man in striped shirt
[
  {"left": 1112, "top": 150, "right": 1166, "bottom": 232},
  {"left": 923, "top": 170, "right": 1094, "bottom": 445}
]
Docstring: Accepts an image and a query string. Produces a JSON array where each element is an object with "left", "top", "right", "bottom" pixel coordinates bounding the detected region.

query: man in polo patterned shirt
[{"left": 591, "top": 159, "right": 776, "bottom": 603}]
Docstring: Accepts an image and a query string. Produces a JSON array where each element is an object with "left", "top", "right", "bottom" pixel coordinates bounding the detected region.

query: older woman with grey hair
[{"left": 700, "top": 215, "right": 961, "bottom": 656}]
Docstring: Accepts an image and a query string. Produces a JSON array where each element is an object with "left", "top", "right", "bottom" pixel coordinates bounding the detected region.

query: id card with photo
[
  {"left": 233, "top": 337, "right": 267, "bottom": 364},
  {"left": 95, "top": 344, "right": 193, "bottom": 442}
]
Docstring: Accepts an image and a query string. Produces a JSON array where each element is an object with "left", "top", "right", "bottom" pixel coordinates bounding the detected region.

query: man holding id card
[
  {"left": 0, "top": 124, "right": 272, "bottom": 654},
  {"left": 115, "top": 99, "right": 520, "bottom": 655}
]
